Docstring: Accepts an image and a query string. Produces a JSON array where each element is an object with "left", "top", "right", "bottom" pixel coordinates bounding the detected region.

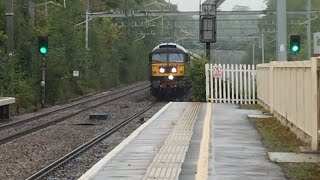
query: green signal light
[
  {"left": 290, "top": 35, "right": 300, "bottom": 53},
  {"left": 38, "top": 36, "right": 48, "bottom": 55},
  {"left": 291, "top": 45, "right": 299, "bottom": 52},
  {"left": 40, "top": 47, "right": 48, "bottom": 54}
]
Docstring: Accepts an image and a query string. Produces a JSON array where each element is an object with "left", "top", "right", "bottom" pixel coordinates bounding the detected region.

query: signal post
[
  {"left": 200, "top": 0, "right": 217, "bottom": 63},
  {"left": 38, "top": 36, "right": 48, "bottom": 108}
]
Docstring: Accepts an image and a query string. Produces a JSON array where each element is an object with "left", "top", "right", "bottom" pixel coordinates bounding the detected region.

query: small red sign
[{"left": 213, "top": 65, "right": 223, "bottom": 79}]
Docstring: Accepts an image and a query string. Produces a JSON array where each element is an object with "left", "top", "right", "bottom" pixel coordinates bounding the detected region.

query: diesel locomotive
[{"left": 148, "top": 43, "right": 190, "bottom": 100}]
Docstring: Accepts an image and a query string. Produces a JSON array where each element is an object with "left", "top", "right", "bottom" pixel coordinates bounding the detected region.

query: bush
[{"left": 186, "top": 57, "right": 207, "bottom": 101}]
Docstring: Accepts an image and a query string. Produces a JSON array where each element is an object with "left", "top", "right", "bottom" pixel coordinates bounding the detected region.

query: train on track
[{"left": 148, "top": 43, "right": 190, "bottom": 100}]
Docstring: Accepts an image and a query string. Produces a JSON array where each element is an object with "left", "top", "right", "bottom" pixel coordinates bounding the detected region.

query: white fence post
[
  {"left": 214, "top": 64, "right": 218, "bottom": 102},
  {"left": 205, "top": 63, "right": 210, "bottom": 102},
  {"left": 311, "top": 58, "right": 319, "bottom": 150},
  {"left": 235, "top": 64, "right": 239, "bottom": 104},
  {"left": 244, "top": 65, "right": 248, "bottom": 104},
  {"left": 222, "top": 64, "right": 226, "bottom": 103},
  {"left": 240, "top": 65, "right": 243, "bottom": 104},
  {"left": 218, "top": 64, "right": 222, "bottom": 103},
  {"left": 210, "top": 64, "right": 214, "bottom": 102},
  {"left": 269, "top": 62, "right": 274, "bottom": 113},
  {"left": 227, "top": 64, "right": 231, "bottom": 103},
  {"left": 248, "top": 65, "right": 252, "bottom": 104},
  {"left": 252, "top": 64, "right": 256, "bottom": 104},
  {"left": 231, "top": 64, "right": 235, "bottom": 104}
]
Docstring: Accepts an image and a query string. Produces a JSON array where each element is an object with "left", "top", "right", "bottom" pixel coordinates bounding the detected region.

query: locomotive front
[{"left": 149, "top": 43, "right": 190, "bottom": 100}]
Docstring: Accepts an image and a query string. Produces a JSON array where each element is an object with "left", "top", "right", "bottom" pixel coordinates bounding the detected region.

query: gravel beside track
[
  {"left": 0, "top": 82, "right": 166, "bottom": 179},
  {"left": 0, "top": 84, "right": 149, "bottom": 144},
  {"left": 43, "top": 102, "right": 166, "bottom": 180},
  {"left": 0, "top": 82, "right": 148, "bottom": 127}
]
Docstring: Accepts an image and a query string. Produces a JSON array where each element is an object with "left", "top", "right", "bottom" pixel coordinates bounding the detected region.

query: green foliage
[
  {"left": 0, "top": 54, "right": 33, "bottom": 109},
  {"left": 0, "top": 0, "right": 170, "bottom": 111},
  {"left": 0, "top": 31, "right": 7, "bottom": 56},
  {"left": 186, "top": 57, "right": 207, "bottom": 101}
]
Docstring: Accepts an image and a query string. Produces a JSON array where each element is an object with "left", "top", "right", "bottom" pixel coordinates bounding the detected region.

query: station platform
[
  {"left": 79, "top": 102, "right": 286, "bottom": 180},
  {"left": 0, "top": 97, "right": 15, "bottom": 120}
]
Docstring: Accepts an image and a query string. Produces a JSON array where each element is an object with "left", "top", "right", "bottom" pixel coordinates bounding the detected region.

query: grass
[
  {"left": 280, "top": 163, "right": 320, "bottom": 179},
  {"left": 251, "top": 117, "right": 304, "bottom": 152},
  {"left": 240, "top": 104, "right": 268, "bottom": 113},
  {"left": 246, "top": 104, "right": 320, "bottom": 180}
]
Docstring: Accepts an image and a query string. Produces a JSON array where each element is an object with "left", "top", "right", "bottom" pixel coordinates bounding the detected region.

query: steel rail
[
  {"left": 0, "top": 83, "right": 148, "bottom": 131},
  {"left": 0, "top": 86, "right": 149, "bottom": 145},
  {"left": 26, "top": 101, "right": 157, "bottom": 180}
]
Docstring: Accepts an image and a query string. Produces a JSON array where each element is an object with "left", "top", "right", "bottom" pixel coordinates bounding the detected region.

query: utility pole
[
  {"left": 171, "top": 20, "right": 175, "bottom": 42},
  {"left": 276, "top": 0, "right": 287, "bottom": 61},
  {"left": 161, "top": 16, "right": 164, "bottom": 34},
  {"left": 28, "top": 0, "right": 35, "bottom": 25},
  {"left": 262, "top": 33, "right": 265, "bottom": 63},
  {"left": 45, "top": 0, "right": 48, "bottom": 16},
  {"left": 125, "top": 0, "right": 128, "bottom": 17},
  {"left": 307, "top": 0, "right": 311, "bottom": 59},
  {"left": 124, "top": 0, "right": 131, "bottom": 36},
  {"left": 85, "top": 0, "right": 90, "bottom": 50},
  {"left": 6, "top": 0, "right": 14, "bottom": 54},
  {"left": 253, "top": 42, "right": 255, "bottom": 65}
]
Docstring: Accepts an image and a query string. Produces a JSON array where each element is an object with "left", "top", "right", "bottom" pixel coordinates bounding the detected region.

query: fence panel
[
  {"left": 205, "top": 63, "right": 257, "bottom": 104},
  {"left": 256, "top": 59, "right": 320, "bottom": 150}
]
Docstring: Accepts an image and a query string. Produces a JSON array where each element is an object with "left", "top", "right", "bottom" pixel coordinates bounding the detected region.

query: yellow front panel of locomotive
[{"left": 151, "top": 63, "right": 185, "bottom": 77}]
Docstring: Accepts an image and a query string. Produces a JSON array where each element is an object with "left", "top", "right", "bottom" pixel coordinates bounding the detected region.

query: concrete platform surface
[
  {"left": 248, "top": 114, "right": 273, "bottom": 119},
  {"left": 79, "top": 102, "right": 201, "bottom": 180},
  {"left": 79, "top": 103, "right": 287, "bottom": 180},
  {"left": 210, "top": 104, "right": 286, "bottom": 180},
  {"left": 269, "top": 152, "right": 320, "bottom": 163}
]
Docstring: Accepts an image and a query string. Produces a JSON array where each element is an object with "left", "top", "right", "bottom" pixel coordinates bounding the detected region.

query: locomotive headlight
[
  {"left": 171, "top": 67, "right": 177, "bottom": 73},
  {"left": 168, "top": 75, "right": 174, "bottom": 80},
  {"left": 159, "top": 67, "right": 165, "bottom": 73}
]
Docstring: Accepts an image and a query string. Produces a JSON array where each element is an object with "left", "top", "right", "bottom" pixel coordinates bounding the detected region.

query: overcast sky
[{"left": 166, "top": 0, "right": 267, "bottom": 11}]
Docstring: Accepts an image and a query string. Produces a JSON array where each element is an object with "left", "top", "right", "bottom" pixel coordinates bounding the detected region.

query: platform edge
[{"left": 78, "top": 102, "right": 173, "bottom": 180}]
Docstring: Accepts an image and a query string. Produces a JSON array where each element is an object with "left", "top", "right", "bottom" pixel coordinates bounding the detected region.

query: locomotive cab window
[
  {"left": 152, "top": 54, "right": 167, "bottom": 62},
  {"left": 168, "top": 54, "right": 184, "bottom": 62},
  {"left": 152, "top": 53, "right": 185, "bottom": 62}
]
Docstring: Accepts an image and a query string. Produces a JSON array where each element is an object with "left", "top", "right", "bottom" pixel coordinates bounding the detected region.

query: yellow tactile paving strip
[
  {"left": 195, "top": 103, "right": 211, "bottom": 180},
  {"left": 143, "top": 102, "right": 201, "bottom": 180}
]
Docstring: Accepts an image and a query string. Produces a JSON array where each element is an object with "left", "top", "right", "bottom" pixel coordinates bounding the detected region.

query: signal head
[
  {"left": 290, "top": 35, "right": 300, "bottom": 53},
  {"left": 38, "top": 36, "right": 48, "bottom": 55}
]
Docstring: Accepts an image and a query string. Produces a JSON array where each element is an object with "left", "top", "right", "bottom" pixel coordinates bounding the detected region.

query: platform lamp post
[{"left": 200, "top": 0, "right": 217, "bottom": 63}]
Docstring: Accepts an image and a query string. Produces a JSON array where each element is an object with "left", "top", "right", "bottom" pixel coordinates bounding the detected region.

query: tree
[{"left": 0, "top": 0, "right": 173, "bottom": 111}]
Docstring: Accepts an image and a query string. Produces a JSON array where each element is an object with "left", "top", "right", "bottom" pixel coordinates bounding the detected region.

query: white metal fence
[{"left": 205, "top": 64, "right": 256, "bottom": 104}]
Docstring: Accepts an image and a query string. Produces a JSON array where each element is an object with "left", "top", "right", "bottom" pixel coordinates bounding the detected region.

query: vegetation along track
[
  {"left": 25, "top": 101, "right": 157, "bottom": 180},
  {"left": 0, "top": 83, "right": 149, "bottom": 145}
]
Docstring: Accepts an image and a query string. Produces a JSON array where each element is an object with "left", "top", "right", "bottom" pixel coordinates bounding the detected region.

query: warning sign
[{"left": 213, "top": 64, "right": 223, "bottom": 79}]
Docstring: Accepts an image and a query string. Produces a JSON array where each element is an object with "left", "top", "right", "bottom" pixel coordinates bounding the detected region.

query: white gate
[{"left": 205, "top": 64, "right": 257, "bottom": 104}]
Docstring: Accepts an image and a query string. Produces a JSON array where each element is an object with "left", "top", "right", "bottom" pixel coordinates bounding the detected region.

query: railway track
[
  {"left": 0, "top": 84, "right": 149, "bottom": 145},
  {"left": 25, "top": 101, "right": 157, "bottom": 180},
  {"left": 0, "top": 83, "right": 147, "bottom": 131}
]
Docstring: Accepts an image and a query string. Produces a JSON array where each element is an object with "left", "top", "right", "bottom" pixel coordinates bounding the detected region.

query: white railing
[
  {"left": 257, "top": 58, "right": 320, "bottom": 150},
  {"left": 205, "top": 64, "right": 256, "bottom": 104}
]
